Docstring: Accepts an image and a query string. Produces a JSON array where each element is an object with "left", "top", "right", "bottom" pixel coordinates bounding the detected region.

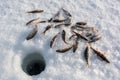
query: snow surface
[{"left": 0, "top": 0, "right": 120, "bottom": 80}]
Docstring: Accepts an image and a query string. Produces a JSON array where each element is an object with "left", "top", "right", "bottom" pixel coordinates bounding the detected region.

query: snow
[{"left": 0, "top": 0, "right": 120, "bottom": 80}]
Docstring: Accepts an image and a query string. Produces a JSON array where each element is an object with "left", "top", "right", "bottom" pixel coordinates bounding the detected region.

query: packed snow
[{"left": 0, "top": 0, "right": 120, "bottom": 80}]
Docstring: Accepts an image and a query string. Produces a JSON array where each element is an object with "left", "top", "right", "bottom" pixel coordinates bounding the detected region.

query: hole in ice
[{"left": 21, "top": 52, "right": 46, "bottom": 76}]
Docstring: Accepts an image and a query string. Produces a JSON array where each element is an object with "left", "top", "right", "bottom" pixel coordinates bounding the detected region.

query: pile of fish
[{"left": 25, "top": 8, "right": 110, "bottom": 67}]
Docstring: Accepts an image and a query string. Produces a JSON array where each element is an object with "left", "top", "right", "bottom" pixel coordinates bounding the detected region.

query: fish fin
[
  {"left": 86, "top": 64, "right": 90, "bottom": 68},
  {"left": 103, "top": 52, "right": 107, "bottom": 57}
]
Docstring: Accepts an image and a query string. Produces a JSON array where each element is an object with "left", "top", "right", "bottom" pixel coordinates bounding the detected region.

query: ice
[{"left": 0, "top": 0, "right": 120, "bottom": 80}]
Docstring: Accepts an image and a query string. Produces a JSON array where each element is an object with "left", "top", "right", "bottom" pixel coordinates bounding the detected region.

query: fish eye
[{"left": 21, "top": 52, "right": 46, "bottom": 76}]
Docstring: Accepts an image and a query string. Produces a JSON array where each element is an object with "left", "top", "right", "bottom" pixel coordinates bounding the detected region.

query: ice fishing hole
[{"left": 21, "top": 52, "right": 46, "bottom": 76}]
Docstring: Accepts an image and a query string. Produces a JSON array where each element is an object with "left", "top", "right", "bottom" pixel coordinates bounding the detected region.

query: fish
[
  {"left": 75, "top": 27, "right": 84, "bottom": 31},
  {"left": 38, "top": 20, "right": 47, "bottom": 23},
  {"left": 76, "top": 22, "right": 87, "bottom": 26},
  {"left": 89, "top": 34, "right": 102, "bottom": 43},
  {"left": 26, "top": 17, "right": 40, "bottom": 26},
  {"left": 69, "top": 34, "right": 77, "bottom": 40},
  {"left": 65, "top": 23, "right": 71, "bottom": 26},
  {"left": 84, "top": 43, "right": 90, "bottom": 67},
  {"left": 72, "top": 26, "right": 85, "bottom": 31},
  {"left": 72, "top": 31, "right": 88, "bottom": 41},
  {"left": 54, "top": 24, "right": 64, "bottom": 28},
  {"left": 74, "top": 26, "right": 86, "bottom": 31},
  {"left": 50, "top": 32, "right": 60, "bottom": 48},
  {"left": 41, "top": 24, "right": 53, "bottom": 35},
  {"left": 64, "top": 17, "right": 72, "bottom": 26},
  {"left": 85, "top": 31, "right": 93, "bottom": 37},
  {"left": 72, "top": 31, "right": 80, "bottom": 38},
  {"left": 48, "top": 18, "right": 53, "bottom": 22},
  {"left": 62, "top": 30, "right": 69, "bottom": 44},
  {"left": 26, "top": 10, "right": 44, "bottom": 13},
  {"left": 52, "top": 19, "right": 66, "bottom": 23},
  {"left": 84, "top": 27, "right": 96, "bottom": 31},
  {"left": 26, "top": 26, "right": 38, "bottom": 40},
  {"left": 48, "top": 9, "right": 61, "bottom": 22},
  {"left": 75, "top": 24, "right": 85, "bottom": 29},
  {"left": 56, "top": 46, "right": 72, "bottom": 53},
  {"left": 54, "top": 17, "right": 71, "bottom": 28},
  {"left": 79, "top": 33, "right": 89, "bottom": 41},
  {"left": 91, "top": 27, "right": 98, "bottom": 33},
  {"left": 73, "top": 40, "right": 78, "bottom": 53},
  {"left": 62, "top": 8, "right": 72, "bottom": 17},
  {"left": 54, "top": 23, "right": 71, "bottom": 28},
  {"left": 71, "top": 25, "right": 76, "bottom": 29},
  {"left": 90, "top": 46, "right": 110, "bottom": 63}
]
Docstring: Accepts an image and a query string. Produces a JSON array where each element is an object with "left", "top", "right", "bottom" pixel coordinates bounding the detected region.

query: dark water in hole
[
  {"left": 26, "top": 61, "right": 45, "bottom": 75},
  {"left": 22, "top": 52, "right": 46, "bottom": 76}
]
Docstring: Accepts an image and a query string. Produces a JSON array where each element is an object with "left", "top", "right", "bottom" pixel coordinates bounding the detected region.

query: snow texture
[{"left": 0, "top": 0, "right": 120, "bottom": 80}]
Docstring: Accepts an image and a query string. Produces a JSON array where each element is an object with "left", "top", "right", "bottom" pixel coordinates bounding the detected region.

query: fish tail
[
  {"left": 86, "top": 60, "right": 90, "bottom": 67},
  {"left": 50, "top": 41, "right": 52, "bottom": 48},
  {"left": 41, "top": 32, "right": 45, "bottom": 35},
  {"left": 86, "top": 63, "right": 90, "bottom": 68},
  {"left": 65, "top": 41, "right": 70, "bottom": 45}
]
